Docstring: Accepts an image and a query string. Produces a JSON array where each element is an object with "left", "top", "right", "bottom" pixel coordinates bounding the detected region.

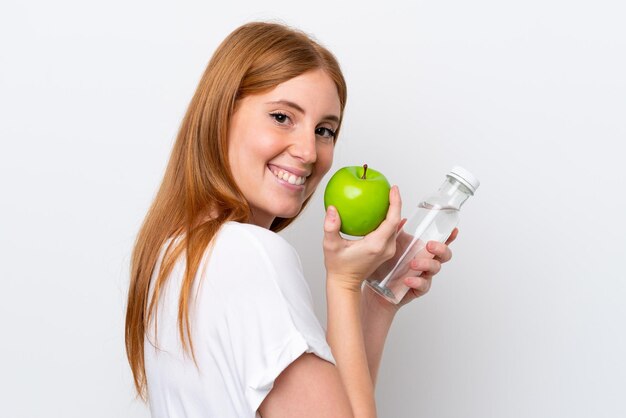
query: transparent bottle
[{"left": 365, "top": 166, "right": 480, "bottom": 304}]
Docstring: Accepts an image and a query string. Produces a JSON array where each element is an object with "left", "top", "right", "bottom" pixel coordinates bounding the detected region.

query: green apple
[{"left": 324, "top": 164, "right": 391, "bottom": 236}]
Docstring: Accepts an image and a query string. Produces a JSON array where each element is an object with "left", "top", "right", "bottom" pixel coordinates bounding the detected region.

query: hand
[
  {"left": 362, "top": 227, "right": 459, "bottom": 313},
  {"left": 368, "top": 218, "right": 412, "bottom": 282},
  {"left": 395, "top": 227, "right": 458, "bottom": 307},
  {"left": 323, "top": 186, "right": 403, "bottom": 292}
]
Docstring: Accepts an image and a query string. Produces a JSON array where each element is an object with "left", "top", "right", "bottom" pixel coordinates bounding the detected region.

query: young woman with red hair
[{"left": 125, "top": 21, "right": 457, "bottom": 418}]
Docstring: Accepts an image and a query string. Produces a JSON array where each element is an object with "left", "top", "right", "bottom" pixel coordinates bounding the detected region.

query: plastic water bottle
[{"left": 365, "top": 166, "right": 480, "bottom": 304}]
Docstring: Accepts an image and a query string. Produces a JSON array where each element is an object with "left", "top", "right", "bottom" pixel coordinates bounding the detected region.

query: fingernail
[{"left": 327, "top": 206, "right": 336, "bottom": 220}]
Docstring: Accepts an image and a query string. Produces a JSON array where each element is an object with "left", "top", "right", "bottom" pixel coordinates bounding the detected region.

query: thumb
[{"left": 323, "top": 205, "right": 342, "bottom": 238}]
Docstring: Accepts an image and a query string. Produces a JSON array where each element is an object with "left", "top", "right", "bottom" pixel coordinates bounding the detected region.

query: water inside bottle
[{"left": 366, "top": 203, "right": 460, "bottom": 304}]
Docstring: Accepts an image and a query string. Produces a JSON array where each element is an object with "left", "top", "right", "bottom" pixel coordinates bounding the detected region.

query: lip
[
  {"left": 267, "top": 164, "right": 311, "bottom": 178},
  {"left": 268, "top": 166, "right": 305, "bottom": 191}
]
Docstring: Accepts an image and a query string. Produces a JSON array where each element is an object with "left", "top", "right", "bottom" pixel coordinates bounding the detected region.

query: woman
[{"left": 125, "top": 21, "right": 457, "bottom": 418}]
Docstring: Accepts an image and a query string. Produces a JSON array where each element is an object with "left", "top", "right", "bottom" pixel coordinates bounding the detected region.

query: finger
[
  {"left": 323, "top": 206, "right": 342, "bottom": 251},
  {"left": 368, "top": 185, "right": 402, "bottom": 241},
  {"left": 445, "top": 228, "right": 459, "bottom": 245},
  {"left": 426, "top": 241, "right": 452, "bottom": 263},
  {"left": 403, "top": 276, "right": 432, "bottom": 295},
  {"left": 396, "top": 217, "right": 408, "bottom": 235},
  {"left": 410, "top": 258, "right": 442, "bottom": 275}
]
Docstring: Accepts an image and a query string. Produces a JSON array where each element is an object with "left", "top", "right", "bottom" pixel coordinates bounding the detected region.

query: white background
[{"left": 1, "top": 0, "right": 625, "bottom": 417}]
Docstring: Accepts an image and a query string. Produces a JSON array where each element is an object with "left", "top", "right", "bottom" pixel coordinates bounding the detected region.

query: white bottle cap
[{"left": 447, "top": 166, "right": 480, "bottom": 195}]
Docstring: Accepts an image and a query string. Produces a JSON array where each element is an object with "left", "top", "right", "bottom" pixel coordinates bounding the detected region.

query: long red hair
[{"left": 125, "top": 21, "right": 347, "bottom": 399}]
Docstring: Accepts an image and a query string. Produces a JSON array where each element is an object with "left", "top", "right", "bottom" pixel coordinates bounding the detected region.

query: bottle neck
[{"left": 433, "top": 176, "right": 473, "bottom": 209}]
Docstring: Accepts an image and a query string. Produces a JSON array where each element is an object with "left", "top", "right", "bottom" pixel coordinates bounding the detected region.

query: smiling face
[{"left": 227, "top": 69, "right": 341, "bottom": 228}]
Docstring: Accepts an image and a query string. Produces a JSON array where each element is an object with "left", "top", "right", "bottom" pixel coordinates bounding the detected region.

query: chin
[{"left": 274, "top": 204, "right": 304, "bottom": 220}]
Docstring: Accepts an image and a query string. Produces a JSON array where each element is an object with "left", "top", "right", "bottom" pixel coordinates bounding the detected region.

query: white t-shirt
[{"left": 144, "top": 221, "right": 335, "bottom": 418}]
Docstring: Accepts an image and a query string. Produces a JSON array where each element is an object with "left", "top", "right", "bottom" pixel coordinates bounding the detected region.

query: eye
[
  {"left": 315, "top": 126, "right": 336, "bottom": 142},
  {"left": 270, "top": 112, "right": 291, "bottom": 125}
]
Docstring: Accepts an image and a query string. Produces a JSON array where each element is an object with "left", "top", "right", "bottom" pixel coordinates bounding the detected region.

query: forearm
[
  {"left": 360, "top": 284, "right": 397, "bottom": 387},
  {"left": 326, "top": 277, "right": 377, "bottom": 418}
]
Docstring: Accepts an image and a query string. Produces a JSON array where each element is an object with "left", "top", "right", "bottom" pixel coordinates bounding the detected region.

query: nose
[{"left": 288, "top": 128, "right": 317, "bottom": 164}]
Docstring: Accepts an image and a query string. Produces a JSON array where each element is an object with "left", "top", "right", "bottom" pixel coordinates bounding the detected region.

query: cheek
[
  {"left": 306, "top": 146, "right": 333, "bottom": 195},
  {"left": 230, "top": 129, "right": 272, "bottom": 172},
  {"left": 317, "top": 145, "right": 334, "bottom": 175}
]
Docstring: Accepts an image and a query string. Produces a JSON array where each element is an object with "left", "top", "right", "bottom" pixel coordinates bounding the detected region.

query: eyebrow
[{"left": 266, "top": 100, "right": 340, "bottom": 124}]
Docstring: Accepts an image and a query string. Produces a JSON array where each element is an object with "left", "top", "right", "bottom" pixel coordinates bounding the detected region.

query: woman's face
[{"left": 228, "top": 69, "right": 341, "bottom": 228}]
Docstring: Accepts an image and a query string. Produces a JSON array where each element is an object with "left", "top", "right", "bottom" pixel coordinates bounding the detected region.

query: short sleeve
[{"left": 208, "top": 223, "right": 334, "bottom": 414}]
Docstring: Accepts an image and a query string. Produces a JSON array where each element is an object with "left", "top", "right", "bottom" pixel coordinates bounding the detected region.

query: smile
[{"left": 269, "top": 167, "right": 307, "bottom": 186}]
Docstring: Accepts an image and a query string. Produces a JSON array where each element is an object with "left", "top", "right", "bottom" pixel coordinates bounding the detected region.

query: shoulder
[
  {"left": 214, "top": 221, "right": 302, "bottom": 270},
  {"left": 204, "top": 224, "right": 334, "bottom": 408},
  {"left": 219, "top": 221, "right": 294, "bottom": 248},
  {"left": 201, "top": 221, "right": 309, "bottom": 299}
]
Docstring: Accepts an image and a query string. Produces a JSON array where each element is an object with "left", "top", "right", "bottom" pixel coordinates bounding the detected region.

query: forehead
[{"left": 254, "top": 70, "right": 341, "bottom": 116}]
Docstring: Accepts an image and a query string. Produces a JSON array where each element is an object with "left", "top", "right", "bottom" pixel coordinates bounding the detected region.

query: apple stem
[{"left": 361, "top": 164, "right": 368, "bottom": 180}]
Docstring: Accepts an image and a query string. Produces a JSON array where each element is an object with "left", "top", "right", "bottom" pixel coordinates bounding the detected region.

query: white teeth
[{"left": 270, "top": 167, "right": 306, "bottom": 186}]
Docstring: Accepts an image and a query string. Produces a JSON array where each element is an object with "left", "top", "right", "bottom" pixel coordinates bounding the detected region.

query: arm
[
  {"left": 321, "top": 186, "right": 403, "bottom": 417},
  {"left": 359, "top": 285, "right": 396, "bottom": 387},
  {"left": 259, "top": 187, "right": 444, "bottom": 418},
  {"left": 326, "top": 280, "right": 377, "bottom": 417},
  {"left": 260, "top": 187, "right": 405, "bottom": 418},
  {"left": 359, "top": 229, "right": 459, "bottom": 386},
  {"left": 258, "top": 353, "right": 354, "bottom": 417}
]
